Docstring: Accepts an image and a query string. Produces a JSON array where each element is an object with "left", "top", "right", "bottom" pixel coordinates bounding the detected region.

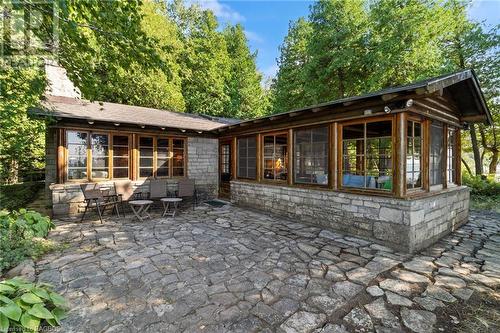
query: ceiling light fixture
[{"left": 384, "top": 106, "right": 392, "bottom": 114}]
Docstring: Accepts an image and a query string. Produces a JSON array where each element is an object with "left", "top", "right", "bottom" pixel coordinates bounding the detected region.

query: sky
[{"left": 194, "top": 0, "right": 500, "bottom": 81}]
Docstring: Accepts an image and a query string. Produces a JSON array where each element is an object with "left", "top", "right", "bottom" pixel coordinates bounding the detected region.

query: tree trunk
[
  {"left": 8, "top": 159, "right": 19, "bottom": 184},
  {"left": 489, "top": 149, "right": 499, "bottom": 175},
  {"left": 469, "top": 124, "right": 482, "bottom": 176},
  {"left": 461, "top": 158, "right": 473, "bottom": 176}
]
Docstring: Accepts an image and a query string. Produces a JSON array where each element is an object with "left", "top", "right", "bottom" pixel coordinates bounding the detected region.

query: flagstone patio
[{"left": 35, "top": 204, "right": 500, "bottom": 333}]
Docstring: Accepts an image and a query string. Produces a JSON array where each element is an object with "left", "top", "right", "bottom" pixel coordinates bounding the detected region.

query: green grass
[{"left": 0, "top": 181, "right": 44, "bottom": 211}]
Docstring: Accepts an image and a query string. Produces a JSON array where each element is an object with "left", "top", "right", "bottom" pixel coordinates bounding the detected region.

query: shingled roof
[{"left": 33, "top": 95, "right": 228, "bottom": 132}]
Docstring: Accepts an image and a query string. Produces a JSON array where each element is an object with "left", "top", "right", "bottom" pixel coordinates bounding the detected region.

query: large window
[
  {"left": 263, "top": 133, "right": 288, "bottom": 181},
  {"left": 406, "top": 121, "right": 422, "bottom": 189},
  {"left": 173, "top": 139, "right": 185, "bottom": 177},
  {"left": 237, "top": 137, "right": 257, "bottom": 179},
  {"left": 91, "top": 133, "right": 109, "bottom": 179},
  {"left": 112, "top": 135, "right": 129, "bottom": 179},
  {"left": 138, "top": 137, "right": 185, "bottom": 178},
  {"left": 294, "top": 127, "right": 328, "bottom": 185},
  {"left": 139, "top": 137, "right": 154, "bottom": 178},
  {"left": 342, "top": 120, "right": 393, "bottom": 190},
  {"left": 67, "top": 131, "right": 88, "bottom": 180},
  {"left": 430, "top": 121, "right": 444, "bottom": 186},
  {"left": 447, "top": 128, "right": 457, "bottom": 184}
]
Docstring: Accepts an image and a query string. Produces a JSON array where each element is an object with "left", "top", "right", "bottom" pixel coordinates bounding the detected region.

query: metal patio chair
[
  {"left": 177, "top": 178, "right": 198, "bottom": 209},
  {"left": 80, "top": 184, "right": 120, "bottom": 223}
]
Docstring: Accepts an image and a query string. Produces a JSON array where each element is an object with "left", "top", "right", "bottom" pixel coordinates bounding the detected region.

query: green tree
[
  {"left": 169, "top": 1, "right": 230, "bottom": 116},
  {"left": 305, "top": 0, "right": 369, "bottom": 102},
  {"left": 223, "top": 24, "right": 266, "bottom": 119},
  {"left": 271, "top": 18, "right": 313, "bottom": 114},
  {"left": 0, "top": 62, "right": 46, "bottom": 183}
]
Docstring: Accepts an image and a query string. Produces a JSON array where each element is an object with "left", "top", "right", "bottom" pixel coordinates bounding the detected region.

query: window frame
[
  {"left": 137, "top": 136, "right": 186, "bottom": 179},
  {"left": 293, "top": 125, "right": 329, "bottom": 186},
  {"left": 237, "top": 135, "right": 257, "bottom": 180},
  {"left": 111, "top": 134, "right": 131, "bottom": 179},
  {"left": 429, "top": 121, "right": 445, "bottom": 188},
  {"left": 261, "top": 131, "right": 289, "bottom": 183},
  {"left": 406, "top": 118, "right": 423, "bottom": 191},
  {"left": 89, "top": 132, "right": 111, "bottom": 181},
  {"left": 338, "top": 115, "right": 395, "bottom": 194},
  {"left": 446, "top": 127, "right": 457, "bottom": 185},
  {"left": 65, "top": 130, "right": 90, "bottom": 182}
]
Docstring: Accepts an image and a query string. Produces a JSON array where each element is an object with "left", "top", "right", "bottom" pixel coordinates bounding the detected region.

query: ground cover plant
[
  {"left": 0, "top": 209, "right": 56, "bottom": 273},
  {"left": 0, "top": 278, "right": 68, "bottom": 332}
]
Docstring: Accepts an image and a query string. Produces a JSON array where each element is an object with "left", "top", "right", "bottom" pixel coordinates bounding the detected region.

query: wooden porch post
[{"left": 394, "top": 113, "right": 406, "bottom": 197}]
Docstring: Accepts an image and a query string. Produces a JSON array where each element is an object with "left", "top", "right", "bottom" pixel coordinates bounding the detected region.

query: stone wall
[
  {"left": 231, "top": 181, "right": 470, "bottom": 253},
  {"left": 49, "top": 136, "right": 219, "bottom": 217},
  {"left": 187, "top": 137, "right": 218, "bottom": 199}
]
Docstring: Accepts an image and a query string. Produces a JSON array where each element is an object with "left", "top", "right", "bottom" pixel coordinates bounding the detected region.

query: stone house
[{"left": 32, "top": 67, "right": 492, "bottom": 253}]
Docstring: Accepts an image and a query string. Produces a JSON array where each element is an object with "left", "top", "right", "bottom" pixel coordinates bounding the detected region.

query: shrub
[
  {"left": 0, "top": 182, "right": 44, "bottom": 211},
  {"left": 462, "top": 174, "right": 500, "bottom": 196},
  {"left": 0, "top": 278, "right": 68, "bottom": 332},
  {"left": 0, "top": 210, "right": 55, "bottom": 273}
]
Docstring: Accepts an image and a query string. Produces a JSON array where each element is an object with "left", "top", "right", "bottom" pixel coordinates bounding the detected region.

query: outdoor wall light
[
  {"left": 160, "top": 127, "right": 166, "bottom": 130},
  {"left": 140, "top": 125, "right": 145, "bottom": 129},
  {"left": 197, "top": 131, "right": 203, "bottom": 134},
  {"left": 114, "top": 123, "right": 120, "bottom": 126},
  {"left": 180, "top": 129, "right": 186, "bottom": 132},
  {"left": 384, "top": 106, "right": 392, "bottom": 114},
  {"left": 405, "top": 99, "right": 414, "bottom": 108},
  {"left": 87, "top": 120, "right": 94, "bottom": 125},
  {"left": 364, "top": 109, "right": 373, "bottom": 115}
]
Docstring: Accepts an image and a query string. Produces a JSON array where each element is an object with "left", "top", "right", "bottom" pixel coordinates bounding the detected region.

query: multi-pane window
[
  {"left": 138, "top": 137, "right": 185, "bottom": 178},
  {"left": 139, "top": 137, "right": 154, "bottom": 178},
  {"left": 67, "top": 131, "right": 88, "bottom": 180},
  {"left": 237, "top": 137, "right": 257, "bottom": 179},
  {"left": 430, "top": 121, "right": 444, "bottom": 186},
  {"left": 406, "top": 121, "right": 422, "bottom": 189},
  {"left": 91, "top": 133, "right": 109, "bottom": 179},
  {"left": 112, "top": 135, "right": 129, "bottom": 179},
  {"left": 221, "top": 144, "right": 231, "bottom": 182},
  {"left": 263, "top": 133, "right": 288, "bottom": 181},
  {"left": 294, "top": 127, "right": 328, "bottom": 185},
  {"left": 173, "top": 139, "right": 185, "bottom": 177},
  {"left": 157, "top": 138, "right": 170, "bottom": 177},
  {"left": 342, "top": 120, "right": 393, "bottom": 190},
  {"left": 447, "top": 128, "right": 457, "bottom": 184}
]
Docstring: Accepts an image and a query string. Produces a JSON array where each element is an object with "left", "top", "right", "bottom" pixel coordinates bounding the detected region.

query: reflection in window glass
[
  {"left": 294, "top": 127, "right": 328, "bottom": 184},
  {"left": 407, "top": 121, "right": 422, "bottom": 189},
  {"left": 67, "top": 131, "right": 88, "bottom": 180},
  {"left": 139, "top": 137, "right": 154, "bottom": 178},
  {"left": 237, "top": 137, "right": 256, "bottom": 179},
  {"left": 447, "top": 128, "right": 456, "bottom": 184},
  {"left": 113, "top": 135, "right": 129, "bottom": 179},
  {"left": 430, "top": 122, "right": 444, "bottom": 185},
  {"left": 91, "top": 134, "right": 109, "bottom": 179},
  {"left": 263, "top": 134, "right": 288, "bottom": 181},
  {"left": 172, "top": 139, "right": 185, "bottom": 177},
  {"left": 342, "top": 121, "right": 393, "bottom": 190},
  {"left": 157, "top": 138, "right": 169, "bottom": 177}
]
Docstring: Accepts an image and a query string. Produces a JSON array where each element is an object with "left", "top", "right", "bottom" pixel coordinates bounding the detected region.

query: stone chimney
[{"left": 44, "top": 59, "right": 81, "bottom": 98}]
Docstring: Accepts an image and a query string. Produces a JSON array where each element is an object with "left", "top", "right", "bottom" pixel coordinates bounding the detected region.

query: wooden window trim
[
  {"left": 406, "top": 118, "right": 424, "bottom": 192},
  {"left": 138, "top": 136, "right": 187, "bottom": 180},
  {"left": 261, "top": 131, "right": 289, "bottom": 183},
  {"left": 89, "top": 132, "right": 111, "bottom": 182},
  {"left": 337, "top": 115, "right": 396, "bottom": 194},
  {"left": 111, "top": 134, "right": 132, "bottom": 180},
  {"left": 236, "top": 135, "right": 258, "bottom": 180},
  {"left": 293, "top": 124, "right": 330, "bottom": 187}
]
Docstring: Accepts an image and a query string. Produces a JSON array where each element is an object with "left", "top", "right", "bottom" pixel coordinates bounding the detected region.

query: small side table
[
  {"left": 129, "top": 200, "right": 153, "bottom": 222},
  {"left": 160, "top": 198, "right": 183, "bottom": 217}
]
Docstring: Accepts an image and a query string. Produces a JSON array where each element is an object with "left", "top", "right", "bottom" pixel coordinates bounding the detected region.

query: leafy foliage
[
  {"left": 0, "top": 209, "right": 55, "bottom": 273},
  {"left": 0, "top": 182, "right": 44, "bottom": 211},
  {"left": 0, "top": 278, "right": 68, "bottom": 332}
]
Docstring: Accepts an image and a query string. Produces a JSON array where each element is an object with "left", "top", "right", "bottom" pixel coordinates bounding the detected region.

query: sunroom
[{"left": 215, "top": 70, "right": 491, "bottom": 252}]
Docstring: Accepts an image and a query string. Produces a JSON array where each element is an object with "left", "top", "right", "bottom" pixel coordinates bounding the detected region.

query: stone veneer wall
[
  {"left": 231, "top": 181, "right": 470, "bottom": 253},
  {"left": 49, "top": 136, "right": 218, "bottom": 217}
]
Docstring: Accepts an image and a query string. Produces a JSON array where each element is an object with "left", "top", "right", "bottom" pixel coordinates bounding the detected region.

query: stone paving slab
[{"left": 34, "top": 207, "right": 500, "bottom": 332}]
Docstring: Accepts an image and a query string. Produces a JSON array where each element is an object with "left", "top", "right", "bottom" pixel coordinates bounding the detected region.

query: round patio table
[
  {"left": 129, "top": 200, "right": 153, "bottom": 222},
  {"left": 160, "top": 198, "right": 183, "bottom": 217}
]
